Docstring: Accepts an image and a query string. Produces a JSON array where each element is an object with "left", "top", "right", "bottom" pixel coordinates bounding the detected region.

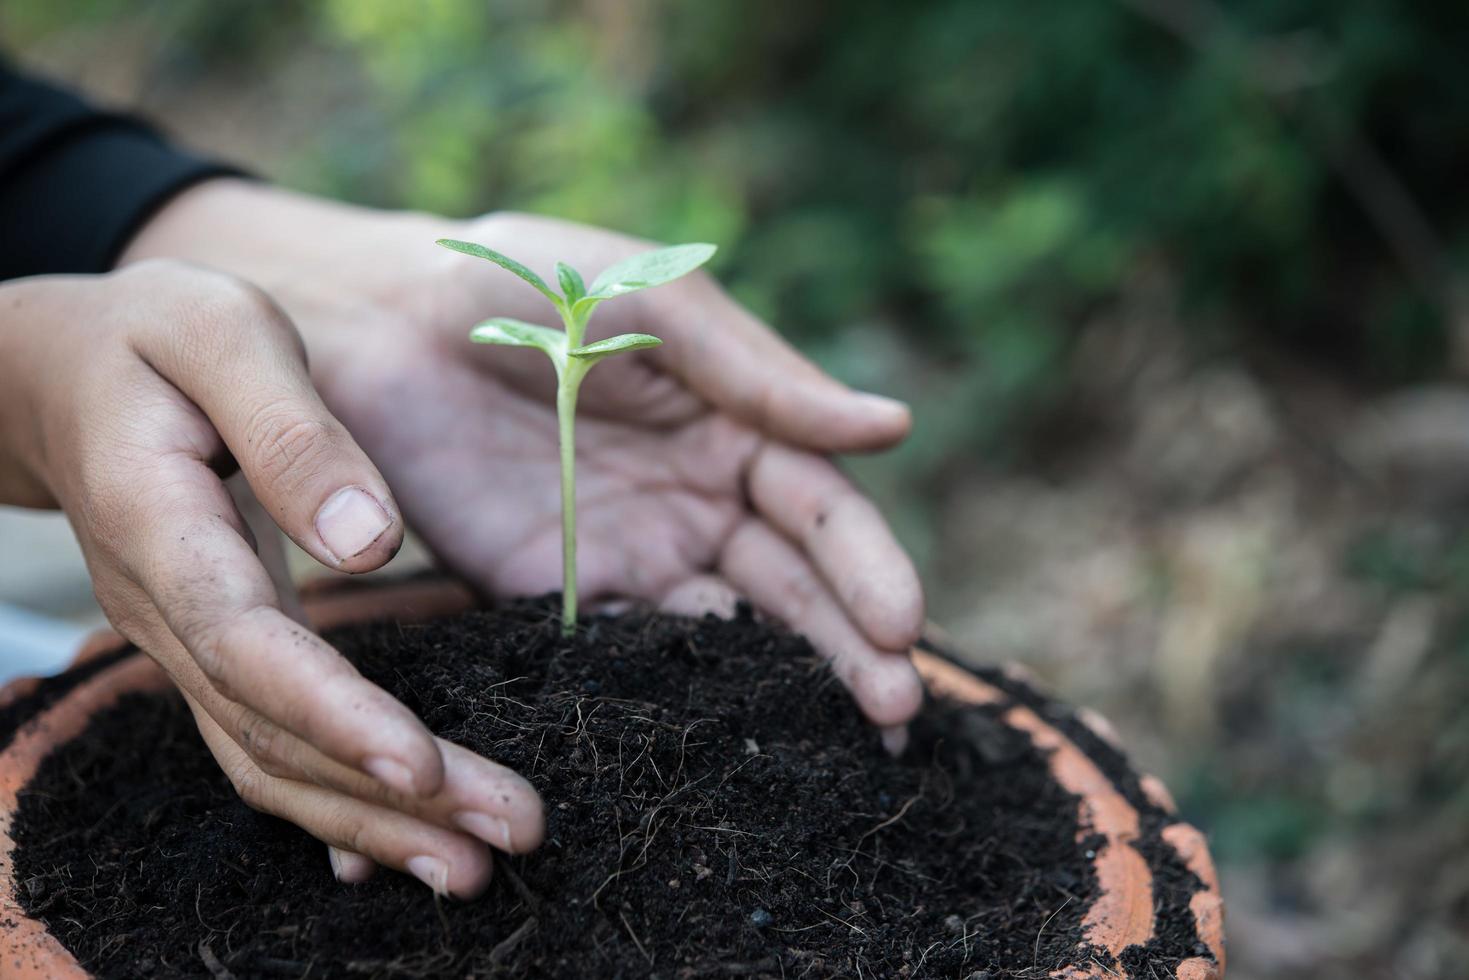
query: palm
[
  {"left": 341, "top": 338, "right": 752, "bottom": 604},
  {"left": 295, "top": 210, "right": 925, "bottom": 728}
]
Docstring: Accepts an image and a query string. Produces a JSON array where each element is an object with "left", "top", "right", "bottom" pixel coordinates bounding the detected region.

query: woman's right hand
[{"left": 0, "top": 260, "right": 543, "bottom": 896}]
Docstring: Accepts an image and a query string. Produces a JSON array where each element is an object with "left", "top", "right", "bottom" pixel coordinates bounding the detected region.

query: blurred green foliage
[
  {"left": 1347, "top": 524, "right": 1469, "bottom": 595},
  {"left": 7, "top": 0, "right": 1469, "bottom": 462}
]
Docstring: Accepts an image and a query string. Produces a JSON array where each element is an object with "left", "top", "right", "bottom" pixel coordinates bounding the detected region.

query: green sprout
[{"left": 436, "top": 237, "right": 717, "bottom": 635}]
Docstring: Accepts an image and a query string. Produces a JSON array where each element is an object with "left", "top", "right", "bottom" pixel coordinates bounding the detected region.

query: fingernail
[
  {"left": 406, "top": 855, "right": 449, "bottom": 895},
  {"left": 856, "top": 392, "right": 910, "bottom": 420},
  {"left": 455, "top": 810, "right": 513, "bottom": 851},
  {"left": 364, "top": 755, "right": 417, "bottom": 796},
  {"left": 315, "top": 486, "right": 392, "bottom": 563},
  {"left": 328, "top": 845, "right": 374, "bottom": 883},
  {"left": 880, "top": 724, "right": 909, "bottom": 757}
]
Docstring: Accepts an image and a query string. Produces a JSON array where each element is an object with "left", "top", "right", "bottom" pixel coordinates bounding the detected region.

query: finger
[
  {"left": 720, "top": 520, "right": 923, "bottom": 728},
  {"left": 228, "top": 474, "right": 307, "bottom": 625},
  {"left": 216, "top": 707, "right": 544, "bottom": 856},
  {"left": 586, "top": 597, "right": 636, "bottom": 616},
  {"left": 660, "top": 574, "right": 742, "bottom": 619},
  {"left": 636, "top": 282, "right": 912, "bottom": 453},
  {"left": 880, "top": 726, "right": 910, "bottom": 756},
  {"left": 125, "top": 263, "right": 401, "bottom": 572},
  {"left": 119, "top": 455, "right": 445, "bottom": 798},
  {"left": 328, "top": 846, "right": 377, "bottom": 884},
  {"left": 187, "top": 699, "right": 493, "bottom": 898},
  {"left": 746, "top": 443, "right": 924, "bottom": 651}
]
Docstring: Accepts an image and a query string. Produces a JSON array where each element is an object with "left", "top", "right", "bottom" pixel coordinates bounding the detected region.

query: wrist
[
  {"left": 118, "top": 178, "right": 449, "bottom": 345},
  {"left": 0, "top": 279, "right": 65, "bottom": 506},
  {"left": 119, "top": 178, "right": 381, "bottom": 285}
]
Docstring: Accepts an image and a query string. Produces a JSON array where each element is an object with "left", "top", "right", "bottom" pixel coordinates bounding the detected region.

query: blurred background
[{"left": 3, "top": 1, "right": 1468, "bottom": 976}]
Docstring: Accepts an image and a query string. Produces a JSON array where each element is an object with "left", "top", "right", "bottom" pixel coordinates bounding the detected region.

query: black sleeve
[{"left": 0, "top": 61, "right": 245, "bottom": 281}]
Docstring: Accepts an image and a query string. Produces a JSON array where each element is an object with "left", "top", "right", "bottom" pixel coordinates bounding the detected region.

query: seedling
[{"left": 436, "top": 237, "right": 716, "bottom": 635}]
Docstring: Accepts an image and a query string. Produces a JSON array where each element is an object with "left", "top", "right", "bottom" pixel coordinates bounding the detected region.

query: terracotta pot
[{"left": 0, "top": 580, "right": 1224, "bottom": 979}]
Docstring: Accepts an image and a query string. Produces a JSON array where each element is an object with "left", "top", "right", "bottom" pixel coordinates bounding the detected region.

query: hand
[
  {"left": 123, "top": 186, "right": 927, "bottom": 738},
  {"left": 0, "top": 262, "right": 542, "bottom": 897}
]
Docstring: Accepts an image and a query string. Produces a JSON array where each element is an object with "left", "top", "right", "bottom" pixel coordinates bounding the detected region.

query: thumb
[{"left": 130, "top": 265, "right": 402, "bottom": 572}]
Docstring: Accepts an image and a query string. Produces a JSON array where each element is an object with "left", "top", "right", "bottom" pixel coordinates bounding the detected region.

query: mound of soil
[{"left": 10, "top": 603, "right": 1203, "bottom": 978}]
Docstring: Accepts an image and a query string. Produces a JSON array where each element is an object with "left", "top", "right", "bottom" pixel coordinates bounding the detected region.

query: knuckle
[
  {"left": 131, "top": 506, "right": 269, "bottom": 660},
  {"left": 189, "top": 602, "right": 274, "bottom": 689},
  {"left": 327, "top": 809, "right": 371, "bottom": 858},
  {"left": 135, "top": 262, "right": 303, "bottom": 362},
  {"left": 254, "top": 756, "right": 294, "bottom": 780},
  {"left": 79, "top": 471, "right": 199, "bottom": 580},
  {"left": 94, "top": 589, "right": 148, "bottom": 643},
  {"left": 185, "top": 267, "right": 278, "bottom": 326},
  {"left": 349, "top": 824, "right": 374, "bottom": 860},
  {"left": 750, "top": 378, "right": 780, "bottom": 432},
  {"left": 225, "top": 757, "right": 273, "bottom": 811},
  {"left": 237, "top": 712, "right": 287, "bottom": 773},
  {"left": 126, "top": 260, "right": 236, "bottom": 317},
  {"left": 782, "top": 566, "right": 825, "bottom": 620},
  {"left": 507, "top": 788, "right": 546, "bottom": 851},
  {"left": 73, "top": 457, "right": 140, "bottom": 553},
  {"left": 113, "top": 257, "right": 199, "bottom": 287},
  {"left": 370, "top": 778, "right": 413, "bottom": 814},
  {"left": 191, "top": 634, "right": 229, "bottom": 687},
  {"left": 245, "top": 410, "right": 339, "bottom": 490}
]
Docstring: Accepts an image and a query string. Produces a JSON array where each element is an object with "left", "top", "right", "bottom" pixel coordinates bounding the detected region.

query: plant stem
[
  {"left": 556, "top": 372, "right": 580, "bottom": 635},
  {"left": 554, "top": 304, "right": 592, "bottom": 637}
]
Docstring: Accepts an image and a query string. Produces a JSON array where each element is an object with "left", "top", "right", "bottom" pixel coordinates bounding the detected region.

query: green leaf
[
  {"left": 570, "top": 294, "right": 606, "bottom": 322},
  {"left": 567, "top": 332, "right": 663, "bottom": 362},
  {"left": 437, "top": 239, "right": 562, "bottom": 308},
  {"left": 469, "top": 318, "right": 568, "bottom": 359},
  {"left": 556, "top": 261, "right": 586, "bottom": 304},
  {"left": 586, "top": 243, "right": 716, "bottom": 300}
]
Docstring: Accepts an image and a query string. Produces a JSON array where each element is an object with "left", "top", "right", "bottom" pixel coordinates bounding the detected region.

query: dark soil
[{"left": 10, "top": 603, "right": 1201, "bottom": 978}]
